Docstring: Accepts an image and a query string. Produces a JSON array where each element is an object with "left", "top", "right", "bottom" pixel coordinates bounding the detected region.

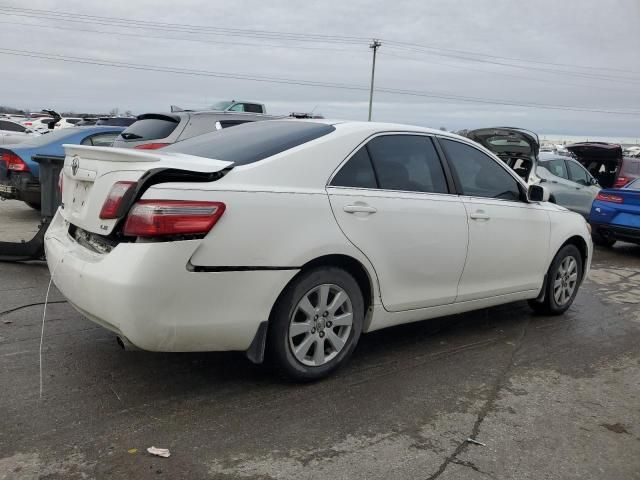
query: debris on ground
[
  {"left": 147, "top": 446, "right": 171, "bottom": 458},
  {"left": 466, "top": 437, "right": 486, "bottom": 446},
  {"left": 127, "top": 448, "right": 138, "bottom": 454}
]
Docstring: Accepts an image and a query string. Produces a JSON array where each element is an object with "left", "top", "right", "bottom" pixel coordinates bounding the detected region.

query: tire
[
  {"left": 548, "top": 195, "right": 556, "bottom": 204},
  {"left": 591, "top": 230, "right": 616, "bottom": 248},
  {"left": 267, "top": 266, "right": 364, "bottom": 381},
  {"left": 25, "top": 201, "right": 40, "bottom": 210},
  {"left": 528, "top": 244, "right": 583, "bottom": 315}
]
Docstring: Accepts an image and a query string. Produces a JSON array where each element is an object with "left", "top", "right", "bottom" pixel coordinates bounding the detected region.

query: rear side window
[
  {"left": 567, "top": 161, "right": 590, "bottom": 185},
  {"left": 164, "top": 121, "right": 335, "bottom": 165},
  {"left": 120, "top": 116, "right": 179, "bottom": 141},
  {"left": 67, "top": 119, "right": 81, "bottom": 125},
  {"left": 440, "top": 138, "right": 521, "bottom": 201},
  {"left": 244, "top": 104, "right": 263, "bottom": 113},
  {"left": 81, "top": 132, "right": 120, "bottom": 147},
  {"left": 331, "top": 147, "right": 377, "bottom": 189},
  {"left": 367, "top": 135, "right": 448, "bottom": 193},
  {"left": 218, "top": 120, "right": 251, "bottom": 128}
]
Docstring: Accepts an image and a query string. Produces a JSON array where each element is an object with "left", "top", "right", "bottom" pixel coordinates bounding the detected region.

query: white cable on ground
[{"left": 40, "top": 252, "right": 66, "bottom": 399}]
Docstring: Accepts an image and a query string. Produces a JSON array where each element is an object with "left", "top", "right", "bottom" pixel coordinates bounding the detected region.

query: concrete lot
[{"left": 1, "top": 201, "right": 639, "bottom": 479}]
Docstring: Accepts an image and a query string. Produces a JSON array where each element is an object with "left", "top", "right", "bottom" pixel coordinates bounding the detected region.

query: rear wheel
[
  {"left": 25, "top": 201, "right": 40, "bottom": 210},
  {"left": 528, "top": 244, "right": 583, "bottom": 315},
  {"left": 267, "top": 267, "right": 364, "bottom": 381}
]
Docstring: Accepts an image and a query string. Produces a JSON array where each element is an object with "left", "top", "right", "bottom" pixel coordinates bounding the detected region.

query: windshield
[{"left": 211, "top": 101, "right": 233, "bottom": 111}]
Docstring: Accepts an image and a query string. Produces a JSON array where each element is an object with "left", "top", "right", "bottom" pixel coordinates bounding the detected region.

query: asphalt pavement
[{"left": 1, "top": 200, "right": 639, "bottom": 479}]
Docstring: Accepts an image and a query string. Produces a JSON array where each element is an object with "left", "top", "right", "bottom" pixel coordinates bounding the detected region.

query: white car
[
  {"left": 55, "top": 117, "right": 83, "bottom": 129},
  {"left": 0, "top": 119, "right": 39, "bottom": 145},
  {"left": 45, "top": 120, "right": 592, "bottom": 380},
  {"left": 22, "top": 117, "right": 54, "bottom": 133}
]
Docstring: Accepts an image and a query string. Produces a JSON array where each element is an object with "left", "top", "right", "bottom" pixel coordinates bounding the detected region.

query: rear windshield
[
  {"left": 163, "top": 120, "right": 335, "bottom": 165},
  {"left": 119, "top": 117, "right": 179, "bottom": 141}
]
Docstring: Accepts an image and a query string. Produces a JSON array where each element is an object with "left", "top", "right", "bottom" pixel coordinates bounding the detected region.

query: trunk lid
[
  {"left": 60, "top": 144, "right": 232, "bottom": 235},
  {"left": 567, "top": 143, "right": 623, "bottom": 188},
  {"left": 466, "top": 127, "right": 539, "bottom": 181}
]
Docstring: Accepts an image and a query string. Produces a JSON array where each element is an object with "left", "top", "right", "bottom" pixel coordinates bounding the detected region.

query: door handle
[
  {"left": 469, "top": 212, "right": 490, "bottom": 221},
  {"left": 343, "top": 204, "right": 377, "bottom": 214}
]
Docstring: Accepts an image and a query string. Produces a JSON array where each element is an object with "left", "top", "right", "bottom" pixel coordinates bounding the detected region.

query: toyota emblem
[{"left": 71, "top": 156, "right": 79, "bottom": 176}]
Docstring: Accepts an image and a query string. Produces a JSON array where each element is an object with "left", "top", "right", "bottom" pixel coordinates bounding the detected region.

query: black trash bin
[{"left": 0, "top": 154, "right": 64, "bottom": 261}]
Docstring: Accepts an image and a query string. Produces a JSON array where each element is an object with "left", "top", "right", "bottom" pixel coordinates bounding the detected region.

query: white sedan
[{"left": 45, "top": 120, "right": 592, "bottom": 380}]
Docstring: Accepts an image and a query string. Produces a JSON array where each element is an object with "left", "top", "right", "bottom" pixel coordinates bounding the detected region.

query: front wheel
[
  {"left": 528, "top": 244, "right": 583, "bottom": 315},
  {"left": 267, "top": 267, "right": 364, "bottom": 381}
]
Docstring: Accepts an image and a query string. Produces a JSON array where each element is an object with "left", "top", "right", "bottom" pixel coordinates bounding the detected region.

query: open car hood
[
  {"left": 566, "top": 142, "right": 622, "bottom": 160},
  {"left": 466, "top": 127, "right": 539, "bottom": 159}
]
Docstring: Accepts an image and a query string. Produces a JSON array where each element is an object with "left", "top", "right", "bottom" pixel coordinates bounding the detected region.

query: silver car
[
  {"left": 112, "top": 110, "right": 279, "bottom": 149},
  {"left": 467, "top": 127, "right": 600, "bottom": 218}
]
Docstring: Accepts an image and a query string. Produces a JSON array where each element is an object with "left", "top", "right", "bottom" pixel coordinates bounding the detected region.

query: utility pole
[{"left": 368, "top": 39, "right": 381, "bottom": 121}]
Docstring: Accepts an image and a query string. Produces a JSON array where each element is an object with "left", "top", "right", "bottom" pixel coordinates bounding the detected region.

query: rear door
[
  {"left": 566, "top": 159, "right": 600, "bottom": 217},
  {"left": 439, "top": 137, "right": 549, "bottom": 301},
  {"left": 538, "top": 158, "right": 580, "bottom": 210},
  {"left": 327, "top": 133, "right": 468, "bottom": 311}
]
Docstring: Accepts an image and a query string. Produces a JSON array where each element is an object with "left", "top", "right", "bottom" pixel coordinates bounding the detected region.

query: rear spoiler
[{"left": 63, "top": 144, "right": 167, "bottom": 163}]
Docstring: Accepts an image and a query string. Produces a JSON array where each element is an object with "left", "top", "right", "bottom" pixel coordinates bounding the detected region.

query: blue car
[
  {"left": 589, "top": 178, "right": 640, "bottom": 247},
  {"left": 0, "top": 126, "right": 124, "bottom": 208}
]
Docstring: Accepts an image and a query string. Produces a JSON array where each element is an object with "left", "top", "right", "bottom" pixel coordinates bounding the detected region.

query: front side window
[
  {"left": 228, "top": 103, "right": 245, "bottom": 112},
  {"left": 541, "top": 159, "right": 568, "bottom": 179},
  {"left": 440, "top": 138, "right": 521, "bottom": 201},
  {"left": 331, "top": 147, "right": 377, "bottom": 189},
  {"left": 367, "top": 135, "right": 448, "bottom": 193},
  {"left": 567, "top": 161, "right": 590, "bottom": 185}
]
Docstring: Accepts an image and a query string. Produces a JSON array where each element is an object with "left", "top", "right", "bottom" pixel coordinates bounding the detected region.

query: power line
[
  {"left": 1, "top": 47, "right": 638, "bottom": 116},
  {"left": 0, "top": 4, "right": 637, "bottom": 82},
  {"left": 0, "top": 20, "right": 357, "bottom": 54},
  {"left": 378, "top": 51, "right": 635, "bottom": 92}
]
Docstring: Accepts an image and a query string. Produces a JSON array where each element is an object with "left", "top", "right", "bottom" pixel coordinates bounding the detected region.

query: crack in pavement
[
  {"left": 451, "top": 459, "right": 495, "bottom": 478},
  {"left": 425, "top": 317, "right": 532, "bottom": 480},
  {"left": 0, "top": 300, "right": 67, "bottom": 317}
]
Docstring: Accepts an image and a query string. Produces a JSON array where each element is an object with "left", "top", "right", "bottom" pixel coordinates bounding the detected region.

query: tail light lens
[
  {"left": 123, "top": 200, "right": 225, "bottom": 237},
  {"left": 596, "top": 192, "right": 624, "bottom": 204},
  {"left": 134, "top": 143, "right": 170, "bottom": 150},
  {"left": 614, "top": 176, "right": 629, "bottom": 188},
  {"left": 99, "top": 181, "right": 137, "bottom": 219},
  {"left": 1, "top": 152, "right": 29, "bottom": 172}
]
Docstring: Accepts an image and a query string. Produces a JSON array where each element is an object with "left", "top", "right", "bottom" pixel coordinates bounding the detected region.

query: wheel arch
[
  {"left": 560, "top": 235, "right": 588, "bottom": 281},
  {"left": 247, "top": 254, "right": 378, "bottom": 364}
]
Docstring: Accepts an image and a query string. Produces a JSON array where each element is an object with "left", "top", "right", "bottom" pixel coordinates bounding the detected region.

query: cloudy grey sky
[{"left": 2, "top": 0, "right": 639, "bottom": 137}]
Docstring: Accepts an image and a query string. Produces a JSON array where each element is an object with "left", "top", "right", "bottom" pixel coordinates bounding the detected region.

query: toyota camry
[{"left": 45, "top": 120, "right": 592, "bottom": 380}]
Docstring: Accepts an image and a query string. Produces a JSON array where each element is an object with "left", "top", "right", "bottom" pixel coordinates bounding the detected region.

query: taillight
[
  {"left": 123, "top": 200, "right": 225, "bottom": 237},
  {"left": 596, "top": 192, "right": 624, "bottom": 204},
  {"left": 1, "top": 152, "right": 29, "bottom": 172},
  {"left": 134, "top": 143, "right": 170, "bottom": 150},
  {"left": 99, "top": 181, "right": 137, "bottom": 219},
  {"left": 614, "top": 176, "right": 629, "bottom": 188}
]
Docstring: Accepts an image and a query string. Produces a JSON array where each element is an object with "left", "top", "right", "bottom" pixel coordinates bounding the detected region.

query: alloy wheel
[
  {"left": 553, "top": 256, "right": 578, "bottom": 306},
  {"left": 288, "top": 284, "right": 353, "bottom": 367}
]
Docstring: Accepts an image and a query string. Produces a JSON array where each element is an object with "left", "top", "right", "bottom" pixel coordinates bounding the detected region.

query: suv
[
  {"left": 112, "top": 111, "right": 278, "bottom": 149},
  {"left": 210, "top": 100, "right": 266, "bottom": 114},
  {"left": 566, "top": 142, "right": 640, "bottom": 189},
  {"left": 466, "top": 127, "right": 600, "bottom": 218}
]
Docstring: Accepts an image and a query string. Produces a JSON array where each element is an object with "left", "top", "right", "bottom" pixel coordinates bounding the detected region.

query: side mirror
[
  {"left": 590, "top": 177, "right": 599, "bottom": 186},
  {"left": 528, "top": 184, "right": 550, "bottom": 202}
]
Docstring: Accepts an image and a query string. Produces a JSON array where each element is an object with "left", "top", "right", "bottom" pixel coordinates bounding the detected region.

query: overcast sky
[{"left": 2, "top": 0, "right": 639, "bottom": 137}]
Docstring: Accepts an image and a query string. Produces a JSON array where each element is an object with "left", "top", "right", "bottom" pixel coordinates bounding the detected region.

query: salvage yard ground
[{"left": 1, "top": 200, "right": 639, "bottom": 479}]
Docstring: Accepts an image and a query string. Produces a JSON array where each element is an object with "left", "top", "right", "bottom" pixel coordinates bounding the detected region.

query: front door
[
  {"left": 327, "top": 134, "right": 468, "bottom": 311},
  {"left": 439, "top": 137, "right": 550, "bottom": 302}
]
